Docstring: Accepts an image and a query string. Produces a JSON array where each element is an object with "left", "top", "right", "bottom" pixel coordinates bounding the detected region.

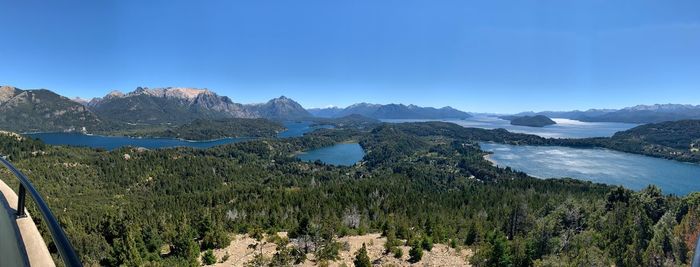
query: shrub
[
  {"left": 409, "top": 243, "right": 423, "bottom": 263},
  {"left": 393, "top": 247, "right": 403, "bottom": 259},
  {"left": 202, "top": 249, "right": 217, "bottom": 265},
  {"left": 421, "top": 237, "right": 433, "bottom": 251}
]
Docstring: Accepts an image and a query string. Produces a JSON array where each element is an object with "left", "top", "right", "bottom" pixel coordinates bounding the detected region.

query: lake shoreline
[
  {"left": 23, "top": 131, "right": 251, "bottom": 143},
  {"left": 297, "top": 143, "right": 365, "bottom": 166},
  {"left": 483, "top": 153, "right": 497, "bottom": 166}
]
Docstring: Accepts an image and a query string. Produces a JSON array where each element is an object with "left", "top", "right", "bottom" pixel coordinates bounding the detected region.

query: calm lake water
[
  {"left": 26, "top": 121, "right": 331, "bottom": 150},
  {"left": 297, "top": 143, "right": 365, "bottom": 166},
  {"left": 383, "top": 116, "right": 638, "bottom": 138},
  {"left": 277, "top": 121, "right": 334, "bottom": 138},
  {"left": 480, "top": 142, "right": 700, "bottom": 195}
]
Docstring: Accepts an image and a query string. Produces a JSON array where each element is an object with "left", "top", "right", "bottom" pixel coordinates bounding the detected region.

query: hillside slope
[{"left": 0, "top": 86, "right": 102, "bottom": 132}]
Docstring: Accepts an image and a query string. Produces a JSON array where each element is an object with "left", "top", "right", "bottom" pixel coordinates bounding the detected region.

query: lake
[
  {"left": 480, "top": 142, "right": 700, "bottom": 195},
  {"left": 277, "top": 121, "right": 334, "bottom": 138},
  {"left": 297, "top": 143, "right": 365, "bottom": 166},
  {"left": 383, "top": 116, "right": 638, "bottom": 138},
  {"left": 26, "top": 121, "right": 331, "bottom": 150}
]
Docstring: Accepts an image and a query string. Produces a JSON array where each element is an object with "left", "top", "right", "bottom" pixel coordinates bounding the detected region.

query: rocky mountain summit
[{"left": 89, "top": 87, "right": 310, "bottom": 123}]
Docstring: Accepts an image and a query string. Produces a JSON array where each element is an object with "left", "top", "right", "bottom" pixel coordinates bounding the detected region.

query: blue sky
[{"left": 1, "top": 0, "right": 699, "bottom": 113}]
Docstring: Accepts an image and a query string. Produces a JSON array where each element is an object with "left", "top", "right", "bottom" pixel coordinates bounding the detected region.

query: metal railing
[{"left": 0, "top": 157, "right": 82, "bottom": 267}]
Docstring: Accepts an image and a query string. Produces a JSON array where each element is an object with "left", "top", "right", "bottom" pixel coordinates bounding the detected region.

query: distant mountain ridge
[
  {"left": 308, "top": 103, "right": 471, "bottom": 119},
  {"left": 512, "top": 109, "right": 616, "bottom": 121},
  {"left": 513, "top": 104, "right": 700, "bottom": 124},
  {"left": 593, "top": 104, "right": 700, "bottom": 123}
]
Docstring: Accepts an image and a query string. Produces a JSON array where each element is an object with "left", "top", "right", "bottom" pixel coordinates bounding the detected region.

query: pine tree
[{"left": 354, "top": 243, "right": 371, "bottom": 267}]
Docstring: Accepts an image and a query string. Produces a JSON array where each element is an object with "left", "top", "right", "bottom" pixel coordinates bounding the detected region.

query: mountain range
[
  {"left": 87, "top": 87, "right": 311, "bottom": 124},
  {"left": 308, "top": 103, "right": 472, "bottom": 119},
  {"left": 3, "top": 84, "right": 700, "bottom": 133}
]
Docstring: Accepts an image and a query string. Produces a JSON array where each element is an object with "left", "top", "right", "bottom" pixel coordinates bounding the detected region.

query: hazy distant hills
[
  {"left": 89, "top": 87, "right": 311, "bottom": 124},
  {"left": 590, "top": 104, "right": 700, "bottom": 123},
  {"left": 514, "top": 104, "right": 700, "bottom": 124},
  {"left": 513, "top": 109, "right": 615, "bottom": 121},
  {"left": 0, "top": 86, "right": 102, "bottom": 132},
  {"left": 308, "top": 103, "right": 472, "bottom": 119}
]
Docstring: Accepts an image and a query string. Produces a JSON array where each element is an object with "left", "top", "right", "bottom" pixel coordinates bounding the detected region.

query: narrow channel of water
[{"left": 26, "top": 121, "right": 332, "bottom": 150}]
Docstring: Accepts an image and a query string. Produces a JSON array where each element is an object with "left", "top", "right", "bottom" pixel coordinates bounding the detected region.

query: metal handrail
[{"left": 0, "top": 157, "right": 82, "bottom": 267}]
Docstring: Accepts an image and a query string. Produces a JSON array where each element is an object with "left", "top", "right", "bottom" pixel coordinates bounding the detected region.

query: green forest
[{"left": 1, "top": 122, "right": 699, "bottom": 266}]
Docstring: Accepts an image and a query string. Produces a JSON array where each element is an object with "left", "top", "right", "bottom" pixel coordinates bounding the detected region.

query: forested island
[
  {"left": 1, "top": 121, "right": 699, "bottom": 266},
  {"left": 507, "top": 115, "right": 557, "bottom": 127}
]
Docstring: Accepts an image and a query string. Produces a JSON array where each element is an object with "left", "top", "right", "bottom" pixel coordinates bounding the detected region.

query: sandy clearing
[{"left": 207, "top": 232, "right": 472, "bottom": 267}]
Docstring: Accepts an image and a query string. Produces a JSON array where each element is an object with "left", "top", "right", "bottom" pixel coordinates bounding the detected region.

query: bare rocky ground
[{"left": 206, "top": 232, "right": 472, "bottom": 267}]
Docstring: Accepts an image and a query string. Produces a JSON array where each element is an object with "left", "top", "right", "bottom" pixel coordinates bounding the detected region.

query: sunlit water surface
[
  {"left": 297, "top": 143, "right": 365, "bottom": 166},
  {"left": 481, "top": 142, "right": 700, "bottom": 195},
  {"left": 383, "top": 116, "right": 638, "bottom": 138}
]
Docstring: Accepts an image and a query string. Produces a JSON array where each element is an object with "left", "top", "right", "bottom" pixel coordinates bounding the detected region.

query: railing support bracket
[{"left": 16, "top": 183, "right": 27, "bottom": 218}]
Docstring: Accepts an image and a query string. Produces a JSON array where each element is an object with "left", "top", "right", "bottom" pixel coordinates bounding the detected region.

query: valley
[
  {"left": 2, "top": 120, "right": 700, "bottom": 266},
  {"left": 3, "top": 2, "right": 698, "bottom": 266}
]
